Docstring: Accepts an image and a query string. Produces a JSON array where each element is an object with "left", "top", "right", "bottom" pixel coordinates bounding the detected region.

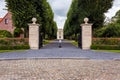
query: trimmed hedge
[
  {"left": 0, "top": 38, "right": 28, "bottom": 46},
  {"left": 92, "top": 38, "right": 120, "bottom": 50},
  {"left": 0, "top": 38, "right": 29, "bottom": 50},
  {"left": 0, "top": 45, "right": 30, "bottom": 50},
  {"left": 92, "top": 38, "right": 120, "bottom": 45}
]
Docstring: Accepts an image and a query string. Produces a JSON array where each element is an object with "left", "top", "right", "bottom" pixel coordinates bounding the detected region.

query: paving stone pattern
[
  {"left": 0, "top": 59, "right": 120, "bottom": 80},
  {"left": 0, "top": 40, "right": 120, "bottom": 60}
]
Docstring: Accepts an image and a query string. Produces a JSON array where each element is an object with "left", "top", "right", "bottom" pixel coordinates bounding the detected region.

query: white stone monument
[
  {"left": 28, "top": 17, "right": 40, "bottom": 49},
  {"left": 80, "top": 18, "right": 92, "bottom": 50},
  {"left": 57, "top": 29, "right": 64, "bottom": 40}
]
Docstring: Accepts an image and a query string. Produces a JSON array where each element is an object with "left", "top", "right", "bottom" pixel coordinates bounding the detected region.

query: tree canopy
[
  {"left": 94, "top": 9, "right": 120, "bottom": 38},
  {"left": 5, "top": 0, "right": 57, "bottom": 39},
  {"left": 64, "top": 0, "right": 113, "bottom": 39}
]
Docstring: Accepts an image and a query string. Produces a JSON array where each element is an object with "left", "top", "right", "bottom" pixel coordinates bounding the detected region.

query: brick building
[{"left": 0, "top": 12, "right": 15, "bottom": 34}]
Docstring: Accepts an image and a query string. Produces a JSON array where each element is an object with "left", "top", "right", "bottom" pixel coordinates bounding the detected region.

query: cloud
[
  {"left": 47, "top": 0, "right": 72, "bottom": 28},
  {"left": 54, "top": 14, "right": 67, "bottom": 28},
  {"left": 0, "top": 0, "right": 7, "bottom": 18},
  {"left": 105, "top": 0, "right": 120, "bottom": 18}
]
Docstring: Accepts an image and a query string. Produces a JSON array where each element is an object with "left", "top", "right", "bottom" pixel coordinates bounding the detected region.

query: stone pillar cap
[
  {"left": 32, "top": 17, "right": 37, "bottom": 24},
  {"left": 84, "top": 17, "right": 89, "bottom": 24}
]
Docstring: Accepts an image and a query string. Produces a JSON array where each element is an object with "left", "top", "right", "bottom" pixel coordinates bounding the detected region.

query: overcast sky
[{"left": 0, "top": 0, "right": 120, "bottom": 29}]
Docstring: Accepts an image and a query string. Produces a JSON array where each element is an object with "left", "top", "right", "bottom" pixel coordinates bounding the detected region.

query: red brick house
[{"left": 0, "top": 12, "right": 15, "bottom": 34}]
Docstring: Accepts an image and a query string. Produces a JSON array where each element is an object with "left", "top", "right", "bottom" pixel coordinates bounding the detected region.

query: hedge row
[
  {"left": 0, "top": 45, "right": 30, "bottom": 50},
  {"left": 0, "top": 38, "right": 28, "bottom": 46},
  {"left": 91, "top": 38, "right": 120, "bottom": 50},
  {"left": 91, "top": 45, "right": 120, "bottom": 50},
  {"left": 92, "top": 38, "right": 120, "bottom": 45}
]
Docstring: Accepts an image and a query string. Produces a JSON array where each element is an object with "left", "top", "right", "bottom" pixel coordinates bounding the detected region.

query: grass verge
[
  {"left": 43, "top": 40, "right": 51, "bottom": 45},
  {"left": 0, "top": 50, "right": 27, "bottom": 53},
  {"left": 95, "top": 50, "right": 120, "bottom": 53},
  {"left": 71, "top": 41, "right": 78, "bottom": 47}
]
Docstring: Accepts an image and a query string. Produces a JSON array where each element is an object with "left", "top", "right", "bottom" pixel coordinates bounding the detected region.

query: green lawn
[
  {"left": 0, "top": 50, "right": 26, "bottom": 53},
  {"left": 43, "top": 40, "right": 51, "bottom": 45},
  {"left": 70, "top": 41, "right": 78, "bottom": 47},
  {"left": 95, "top": 50, "right": 120, "bottom": 53}
]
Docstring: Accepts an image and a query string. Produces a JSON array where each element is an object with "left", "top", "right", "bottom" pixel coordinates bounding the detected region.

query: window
[{"left": 5, "top": 19, "right": 8, "bottom": 24}]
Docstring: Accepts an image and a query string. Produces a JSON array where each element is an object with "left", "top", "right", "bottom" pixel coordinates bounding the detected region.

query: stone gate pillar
[
  {"left": 80, "top": 18, "right": 93, "bottom": 50},
  {"left": 28, "top": 17, "right": 40, "bottom": 49}
]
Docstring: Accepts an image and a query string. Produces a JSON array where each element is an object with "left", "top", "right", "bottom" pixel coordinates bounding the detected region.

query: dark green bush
[
  {"left": 92, "top": 38, "right": 120, "bottom": 50},
  {"left": 91, "top": 45, "right": 120, "bottom": 50},
  {"left": 0, "top": 38, "right": 28, "bottom": 46},
  {"left": 102, "top": 23, "right": 120, "bottom": 37},
  {"left": 93, "top": 27, "right": 106, "bottom": 37},
  {"left": 0, "top": 38, "right": 29, "bottom": 50},
  {"left": 0, "top": 30, "right": 13, "bottom": 38},
  {"left": 14, "top": 28, "right": 23, "bottom": 37}
]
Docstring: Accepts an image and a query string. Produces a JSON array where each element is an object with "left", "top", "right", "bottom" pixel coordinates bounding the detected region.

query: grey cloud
[{"left": 54, "top": 9, "right": 67, "bottom": 17}]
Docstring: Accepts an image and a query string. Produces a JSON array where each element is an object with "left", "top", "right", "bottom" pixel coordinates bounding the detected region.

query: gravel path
[
  {"left": 0, "top": 59, "right": 119, "bottom": 80},
  {"left": 0, "top": 40, "right": 120, "bottom": 60}
]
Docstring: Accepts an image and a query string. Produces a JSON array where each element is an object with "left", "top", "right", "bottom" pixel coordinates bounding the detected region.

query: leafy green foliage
[
  {"left": 5, "top": 0, "right": 57, "bottom": 39},
  {"left": 0, "top": 45, "right": 30, "bottom": 50},
  {"left": 0, "top": 30, "right": 13, "bottom": 38},
  {"left": 64, "top": 0, "right": 113, "bottom": 39},
  {"left": 94, "top": 23, "right": 120, "bottom": 37},
  {"left": 91, "top": 45, "right": 120, "bottom": 50},
  {"left": 14, "top": 28, "right": 23, "bottom": 37},
  {"left": 92, "top": 38, "right": 120, "bottom": 45},
  {"left": 0, "top": 38, "right": 29, "bottom": 50},
  {"left": 102, "top": 23, "right": 120, "bottom": 37},
  {"left": 92, "top": 38, "right": 120, "bottom": 50}
]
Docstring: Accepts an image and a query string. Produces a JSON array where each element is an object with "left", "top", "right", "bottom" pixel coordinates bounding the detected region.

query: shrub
[
  {"left": 0, "top": 45, "right": 30, "bottom": 50},
  {"left": 92, "top": 38, "right": 120, "bottom": 45},
  {"left": 14, "top": 28, "right": 23, "bottom": 37},
  {"left": 0, "top": 38, "right": 29, "bottom": 50},
  {"left": 91, "top": 45, "right": 120, "bottom": 50},
  {"left": 0, "top": 30, "right": 13, "bottom": 38},
  {"left": 0, "top": 38, "right": 28, "bottom": 46},
  {"left": 102, "top": 23, "right": 120, "bottom": 37},
  {"left": 93, "top": 27, "right": 106, "bottom": 37},
  {"left": 94, "top": 23, "right": 120, "bottom": 37},
  {"left": 92, "top": 38, "right": 120, "bottom": 50}
]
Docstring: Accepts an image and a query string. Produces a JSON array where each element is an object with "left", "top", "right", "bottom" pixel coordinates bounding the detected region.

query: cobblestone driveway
[{"left": 0, "top": 59, "right": 120, "bottom": 80}]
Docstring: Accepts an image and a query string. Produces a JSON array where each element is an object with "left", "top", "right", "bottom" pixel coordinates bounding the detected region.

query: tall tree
[
  {"left": 64, "top": 0, "right": 113, "bottom": 39},
  {"left": 5, "top": 0, "right": 57, "bottom": 39},
  {"left": 6, "top": 0, "right": 37, "bottom": 37},
  {"left": 112, "top": 10, "right": 120, "bottom": 23}
]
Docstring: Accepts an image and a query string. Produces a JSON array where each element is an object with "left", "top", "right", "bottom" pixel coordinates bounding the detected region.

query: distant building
[
  {"left": 0, "top": 12, "right": 15, "bottom": 34},
  {"left": 57, "top": 29, "right": 64, "bottom": 40}
]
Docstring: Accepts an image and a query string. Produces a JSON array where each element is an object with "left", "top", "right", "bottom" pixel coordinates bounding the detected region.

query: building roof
[
  {"left": 0, "top": 12, "right": 9, "bottom": 23},
  {"left": 0, "top": 18, "right": 3, "bottom": 22}
]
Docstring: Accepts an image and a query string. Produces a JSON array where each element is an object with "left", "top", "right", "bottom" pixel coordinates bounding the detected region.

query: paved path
[
  {"left": 0, "top": 59, "right": 119, "bottom": 80},
  {"left": 0, "top": 40, "right": 120, "bottom": 60}
]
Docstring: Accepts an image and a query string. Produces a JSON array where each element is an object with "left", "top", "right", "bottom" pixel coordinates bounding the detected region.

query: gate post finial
[
  {"left": 84, "top": 17, "right": 89, "bottom": 24},
  {"left": 32, "top": 17, "right": 37, "bottom": 24}
]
